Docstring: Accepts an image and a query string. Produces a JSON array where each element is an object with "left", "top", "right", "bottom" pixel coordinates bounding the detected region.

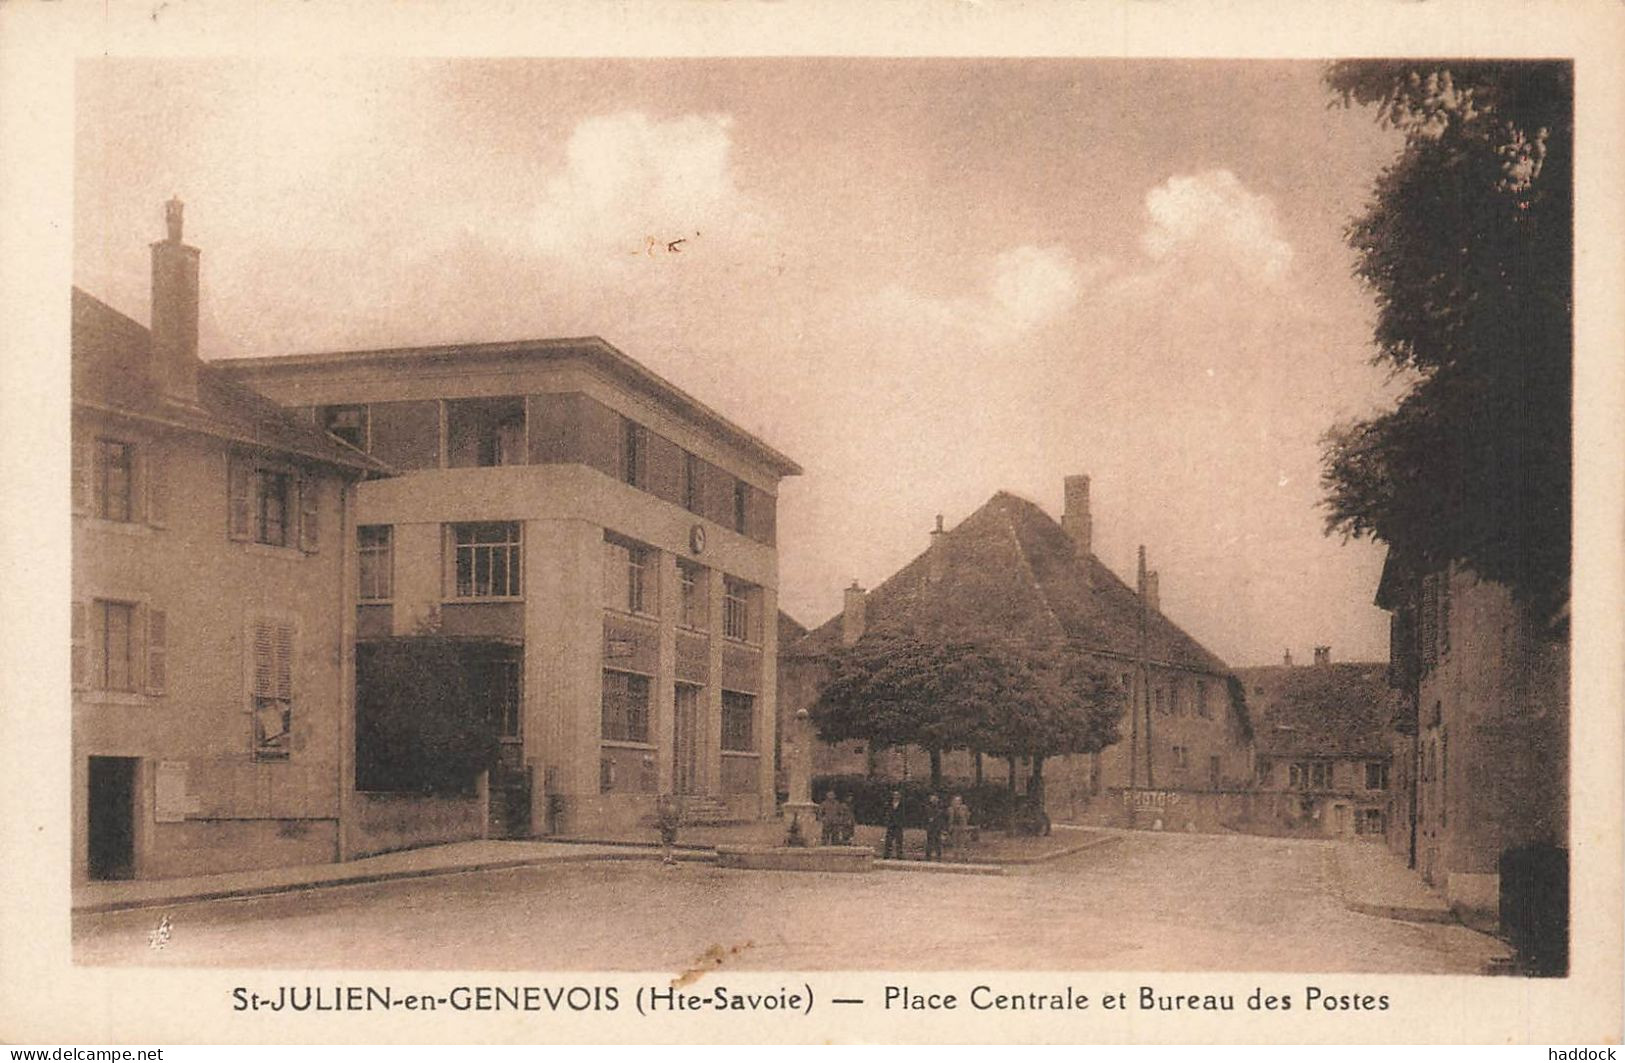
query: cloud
[
  {"left": 530, "top": 111, "right": 769, "bottom": 262},
  {"left": 1138, "top": 170, "right": 1294, "bottom": 281},
  {"left": 874, "top": 243, "right": 1087, "bottom": 343}
]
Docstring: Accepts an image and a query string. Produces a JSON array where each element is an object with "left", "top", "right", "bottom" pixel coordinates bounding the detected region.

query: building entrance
[
  {"left": 674, "top": 683, "right": 703, "bottom": 795},
  {"left": 88, "top": 756, "right": 137, "bottom": 880}
]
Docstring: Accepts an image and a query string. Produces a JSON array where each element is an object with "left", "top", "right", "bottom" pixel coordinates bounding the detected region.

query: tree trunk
[
  {"left": 929, "top": 748, "right": 943, "bottom": 790},
  {"left": 974, "top": 752, "right": 984, "bottom": 786},
  {"left": 1006, "top": 756, "right": 1017, "bottom": 794}
]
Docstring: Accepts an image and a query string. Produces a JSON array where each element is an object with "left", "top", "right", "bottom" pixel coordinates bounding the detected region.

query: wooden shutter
[
  {"left": 70, "top": 601, "right": 88, "bottom": 690},
  {"left": 144, "top": 607, "right": 167, "bottom": 695},
  {"left": 145, "top": 446, "right": 168, "bottom": 528},
  {"left": 227, "top": 454, "right": 252, "bottom": 541},
  {"left": 274, "top": 623, "right": 294, "bottom": 700},
  {"left": 252, "top": 621, "right": 275, "bottom": 699},
  {"left": 298, "top": 474, "right": 320, "bottom": 553}
]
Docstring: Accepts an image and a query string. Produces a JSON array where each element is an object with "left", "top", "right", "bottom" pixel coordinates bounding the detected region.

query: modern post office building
[{"left": 220, "top": 340, "right": 801, "bottom": 837}]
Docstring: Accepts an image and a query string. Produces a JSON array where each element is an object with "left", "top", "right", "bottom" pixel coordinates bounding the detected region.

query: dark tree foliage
[
  {"left": 355, "top": 638, "right": 502, "bottom": 794},
  {"left": 1320, "top": 62, "right": 1571, "bottom": 625},
  {"left": 810, "top": 629, "right": 1120, "bottom": 789}
]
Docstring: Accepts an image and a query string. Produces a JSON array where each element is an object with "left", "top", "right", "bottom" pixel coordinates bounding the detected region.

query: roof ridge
[{"left": 994, "top": 501, "right": 1067, "bottom": 640}]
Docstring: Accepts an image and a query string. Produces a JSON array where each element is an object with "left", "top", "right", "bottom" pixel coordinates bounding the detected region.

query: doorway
[
  {"left": 88, "top": 756, "right": 138, "bottom": 880},
  {"left": 674, "top": 683, "right": 703, "bottom": 795}
]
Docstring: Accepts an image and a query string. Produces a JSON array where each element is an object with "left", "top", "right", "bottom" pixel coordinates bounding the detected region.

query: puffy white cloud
[
  {"left": 530, "top": 111, "right": 768, "bottom": 262},
  {"left": 1139, "top": 170, "right": 1294, "bottom": 281},
  {"left": 874, "top": 243, "right": 1087, "bottom": 343}
]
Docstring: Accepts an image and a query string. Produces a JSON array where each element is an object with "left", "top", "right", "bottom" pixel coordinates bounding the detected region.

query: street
[{"left": 73, "top": 831, "right": 1508, "bottom": 972}]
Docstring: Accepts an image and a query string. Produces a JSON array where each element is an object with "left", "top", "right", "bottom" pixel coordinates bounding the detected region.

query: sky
[{"left": 74, "top": 58, "right": 1409, "bottom": 667}]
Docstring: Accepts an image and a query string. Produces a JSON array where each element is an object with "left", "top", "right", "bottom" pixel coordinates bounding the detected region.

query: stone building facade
[
  {"left": 72, "top": 202, "right": 376, "bottom": 882},
  {"left": 1376, "top": 553, "right": 1569, "bottom": 925},
  {"left": 220, "top": 335, "right": 800, "bottom": 837},
  {"left": 1235, "top": 654, "right": 1394, "bottom": 839},
  {"left": 779, "top": 476, "right": 1251, "bottom": 825}
]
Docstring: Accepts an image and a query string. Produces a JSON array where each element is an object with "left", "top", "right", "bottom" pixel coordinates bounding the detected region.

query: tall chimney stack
[
  {"left": 1144, "top": 570, "right": 1160, "bottom": 613},
  {"left": 928, "top": 514, "right": 946, "bottom": 584},
  {"left": 1061, "top": 474, "right": 1093, "bottom": 564},
  {"left": 1283, "top": 648, "right": 1294, "bottom": 667},
  {"left": 841, "top": 580, "right": 867, "bottom": 646},
  {"left": 150, "top": 196, "right": 201, "bottom": 403},
  {"left": 1313, "top": 645, "right": 1331, "bottom": 666}
]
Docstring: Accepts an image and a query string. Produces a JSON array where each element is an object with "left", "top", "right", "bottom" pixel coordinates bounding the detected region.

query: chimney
[
  {"left": 1283, "top": 648, "right": 1294, "bottom": 667},
  {"left": 928, "top": 514, "right": 946, "bottom": 584},
  {"left": 1313, "top": 645, "right": 1331, "bottom": 666},
  {"left": 150, "top": 196, "right": 201, "bottom": 403},
  {"left": 1061, "top": 475, "right": 1093, "bottom": 561},
  {"left": 1144, "top": 570, "right": 1160, "bottom": 613},
  {"left": 841, "top": 580, "right": 867, "bottom": 646}
]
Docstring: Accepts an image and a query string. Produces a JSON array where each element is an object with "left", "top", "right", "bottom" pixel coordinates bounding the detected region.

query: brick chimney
[
  {"left": 1061, "top": 474, "right": 1092, "bottom": 562},
  {"left": 1283, "top": 648, "right": 1294, "bottom": 667},
  {"left": 150, "top": 196, "right": 201, "bottom": 403},
  {"left": 1313, "top": 645, "right": 1331, "bottom": 666},
  {"left": 928, "top": 514, "right": 946, "bottom": 584},
  {"left": 1144, "top": 570, "right": 1160, "bottom": 613},
  {"left": 841, "top": 580, "right": 867, "bottom": 646}
]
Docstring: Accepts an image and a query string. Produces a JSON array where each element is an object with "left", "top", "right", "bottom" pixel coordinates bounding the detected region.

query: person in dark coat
[
  {"left": 818, "top": 789, "right": 840, "bottom": 846},
  {"left": 923, "top": 793, "right": 946, "bottom": 861},
  {"left": 835, "top": 793, "right": 856, "bottom": 845},
  {"left": 882, "top": 789, "right": 906, "bottom": 859}
]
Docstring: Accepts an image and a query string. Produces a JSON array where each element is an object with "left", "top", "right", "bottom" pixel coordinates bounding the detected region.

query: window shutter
[
  {"left": 145, "top": 608, "right": 167, "bottom": 695},
  {"left": 227, "top": 455, "right": 252, "bottom": 541},
  {"left": 252, "top": 621, "right": 275, "bottom": 697},
  {"left": 274, "top": 623, "right": 294, "bottom": 700},
  {"left": 71, "top": 601, "right": 88, "bottom": 690},
  {"left": 298, "top": 475, "right": 320, "bottom": 553},
  {"left": 146, "top": 446, "right": 169, "bottom": 528}
]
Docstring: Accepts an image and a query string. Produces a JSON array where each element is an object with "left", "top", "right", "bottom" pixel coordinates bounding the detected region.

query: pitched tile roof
[
  {"left": 71, "top": 288, "right": 383, "bottom": 473},
  {"left": 1236, "top": 662, "right": 1395, "bottom": 758},
  {"left": 792, "top": 490, "right": 1231, "bottom": 677}
]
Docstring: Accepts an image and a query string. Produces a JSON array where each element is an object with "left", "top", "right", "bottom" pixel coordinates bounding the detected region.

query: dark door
[
  {"left": 674, "top": 683, "right": 702, "bottom": 794},
  {"left": 88, "top": 756, "right": 137, "bottom": 880}
]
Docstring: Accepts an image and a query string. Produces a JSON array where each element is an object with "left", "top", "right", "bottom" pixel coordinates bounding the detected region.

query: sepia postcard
[{"left": 0, "top": 0, "right": 1621, "bottom": 1047}]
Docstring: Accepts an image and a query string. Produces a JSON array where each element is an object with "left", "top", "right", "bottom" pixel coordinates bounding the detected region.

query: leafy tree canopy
[
  {"left": 1320, "top": 62, "right": 1571, "bottom": 624},
  {"left": 356, "top": 637, "right": 502, "bottom": 794}
]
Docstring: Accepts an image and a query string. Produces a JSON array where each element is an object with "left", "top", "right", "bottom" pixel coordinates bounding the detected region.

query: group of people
[{"left": 816, "top": 789, "right": 974, "bottom": 861}]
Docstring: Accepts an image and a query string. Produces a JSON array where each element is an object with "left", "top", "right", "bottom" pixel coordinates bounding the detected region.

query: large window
[
  {"left": 250, "top": 619, "right": 294, "bottom": 760},
  {"left": 602, "top": 670, "right": 651, "bottom": 743},
  {"left": 74, "top": 600, "right": 164, "bottom": 696},
  {"left": 678, "top": 560, "right": 707, "bottom": 629},
  {"left": 1365, "top": 761, "right": 1390, "bottom": 791},
  {"left": 95, "top": 439, "right": 134, "bottom": 522},
  {"left": 450, "top": 522, "right": 522, "bottom": 599},
  {"left": 1197, "top": 679, "right": 1212, "bottom": 718},
  {"left": 721, "top": 690, "right": 755, "bottom": 753},
  {"left": 358, "top": 525, "right": 393, "bottom": 600},
  {"left": 604, "top": 536, "right": 653, "bottom": 615},
  {"left": 722, "top": 577, "right": 754, "bottom": 642},
  {"left": 446, "top": 397, "right": 526, "bottom": 468},
  {"left": 1289, "top": 761, "right": 1334, "bottom": 790},
  {"left": 469, "top": 650, "right": 522, "bottom": 741}
]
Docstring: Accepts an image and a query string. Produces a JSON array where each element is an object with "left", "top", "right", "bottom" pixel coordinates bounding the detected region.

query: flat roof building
[{"left": 219, "top": 334, "right": 801, "bottom": 837}]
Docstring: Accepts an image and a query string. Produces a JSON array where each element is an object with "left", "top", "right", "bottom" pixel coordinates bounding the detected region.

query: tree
[
  {"left": 810, "top": 629, "right": 1121, "bottom": 791},
  {"left": 355, "top": 637, "right": 502, "bottom": 794},
  {"left": 1320, "top": 62, "right": 1572, "bottom": 626}
]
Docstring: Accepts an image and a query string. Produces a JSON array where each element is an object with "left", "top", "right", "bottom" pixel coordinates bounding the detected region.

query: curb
[
  {"left": 73, "top": 848, "right": 716, "bottom": 916},
  {"left": 1325, "top": 847, "right": 1456, "bottom": 926},
  {"left": 874, "top": 859, "right": 1005, "bottom": 876}
]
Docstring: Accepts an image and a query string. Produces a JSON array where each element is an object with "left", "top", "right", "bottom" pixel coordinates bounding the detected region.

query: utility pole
[
  {"left": 1138, "top": 545, "right": 1155, "bottom": 790},
  {"left": 1129, "top": 546, "right": 1142, "bottom": 794}
]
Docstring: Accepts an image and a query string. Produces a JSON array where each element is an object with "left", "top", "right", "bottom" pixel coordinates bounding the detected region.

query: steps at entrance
[{"left": 678, "top": 795, "right": 740, "bottom": 825}]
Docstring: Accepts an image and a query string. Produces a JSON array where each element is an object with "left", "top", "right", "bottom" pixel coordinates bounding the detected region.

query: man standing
[
  {"left": 883, "top": 789, "right": 906, "bottom": 859},
  {"left": 947, "top": 794, "right": 971, "bottom": 859},
  {"left": 924, "top": 793, "right": 946, "bottom": 862},
  {"left": 818, "top": 789, "right": 840, "bottom": 846}
]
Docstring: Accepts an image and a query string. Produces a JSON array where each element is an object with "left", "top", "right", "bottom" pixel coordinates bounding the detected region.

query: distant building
[
  {"left": 779, "top": 477, "right": 1250, "bottom": 823},
  {"left": 1235, "top": 652, "right": 1394, "bottom": 839},
  {"left": 72, "top": 201, "right": 377, "bottom": 881},
  {"left": 1375, "top": 552, "right": 1569, "bottom": 929},
  {"left": 219, "top": 325, "right": 801, "bottom": 837}
]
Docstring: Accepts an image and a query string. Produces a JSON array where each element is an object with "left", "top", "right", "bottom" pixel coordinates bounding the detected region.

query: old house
[
  {"left": 1236, "top": 650, "right": 1394, "bottom": 839},
  {"left": 778, "top": 476, "right": 1250, "bottom": 824},
  {"left": 218, "top": 330, "right": 801, "bottom": 838},
  {"left": 72, "top": 201, "right": 378, "bottom": 881},
  {"left": 1375, "top": 551, "right": 1569, "bottom": 933}
]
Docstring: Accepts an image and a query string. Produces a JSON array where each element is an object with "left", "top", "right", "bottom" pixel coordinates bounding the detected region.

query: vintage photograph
[{"left": 64, "top": 54, "right": 1575, "bottom": 985}]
